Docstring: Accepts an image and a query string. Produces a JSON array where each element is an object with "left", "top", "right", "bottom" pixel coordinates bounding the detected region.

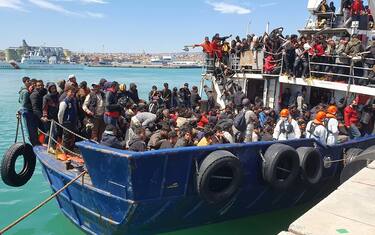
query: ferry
[
  {"left": 1, "top": 1, "right": 375, "bottom": 235},
  {"left": 16, "top": 53, "right": 84, "bottom": 70},
  {"left": 0, "top": 61, "right": 13, "bottom": 69}
]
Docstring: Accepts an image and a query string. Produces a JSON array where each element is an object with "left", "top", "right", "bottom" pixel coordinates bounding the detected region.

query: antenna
[
  {"left": 266, "top": 21, "right": 270, "bottom": 34},
  {"left": 246, "top": 19, "right": 252, "bottom": 36}
]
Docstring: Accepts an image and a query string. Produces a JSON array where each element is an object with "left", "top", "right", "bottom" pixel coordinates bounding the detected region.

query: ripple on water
[{"left": 0, "top": 199, "right": 23, "bottom": 206}]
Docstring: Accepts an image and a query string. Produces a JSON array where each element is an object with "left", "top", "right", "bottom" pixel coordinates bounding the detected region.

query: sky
[{"left": 0, "top": 0, "right": 315, "bottom": 53}]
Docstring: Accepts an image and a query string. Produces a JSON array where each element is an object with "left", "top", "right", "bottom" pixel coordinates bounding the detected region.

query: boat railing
[
  {"left": 39, "top": 119, "right": 98, "bottom": 158},
  {"left": 202, "top": 50, "right": 374, "bottom": 87}
]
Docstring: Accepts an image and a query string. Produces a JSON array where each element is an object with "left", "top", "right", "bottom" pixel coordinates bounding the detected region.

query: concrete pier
[{"left": 279, "top": 161, "right": 375, "bottom": 235}]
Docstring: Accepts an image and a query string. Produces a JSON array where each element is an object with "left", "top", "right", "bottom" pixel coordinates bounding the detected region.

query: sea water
[{"left": 0, "top": 67, "right": 313, "bottom": 235}]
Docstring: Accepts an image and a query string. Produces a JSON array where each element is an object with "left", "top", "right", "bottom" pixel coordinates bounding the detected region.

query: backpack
[{"left": 234, "top": 111, "right": 247, "bottom": 131}]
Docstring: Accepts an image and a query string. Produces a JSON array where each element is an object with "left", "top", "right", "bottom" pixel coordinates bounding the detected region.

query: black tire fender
[
  {"left": 340, "top": 146, "right": 374, "bottom": 184},
  {"left": 344, "top": 148, "right": 363, "bottom": 165},
  {"left": 1, "top": 143, "right": 36, "bottom": 187},
  {"left": 197, "top": 150, "right": 243, "bottom": 204},
  {"left": 262, "top": 144, "right": 300, "bottom": 189},
  {"left": 296, "top": 147, "right": 323, "bottom": 184}
]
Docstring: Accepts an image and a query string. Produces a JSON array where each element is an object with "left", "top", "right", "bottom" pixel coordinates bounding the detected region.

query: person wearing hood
[
  {"left": 19, "top": 76, "right": 39, "bottom": 146},
  {"left": 100, "top": 125, "right": 125, "bottom": 149},
  {"left": 56, "top": 80, "right": 65, "bottom": 95},
  {"left": 128, "top": 127, "right": 147, "bottom": 152},
  {"left": 42, "top": 82, "right": 60, "bottom": 150},
  {"left": 30, "top": 80, "right": 45, "bottom": 132},
  {"left": 128, "top": 83, "right": 140, "bottom": 104},
  {"left": 104, "top": 81, "right": 121, "bottom": 126}
]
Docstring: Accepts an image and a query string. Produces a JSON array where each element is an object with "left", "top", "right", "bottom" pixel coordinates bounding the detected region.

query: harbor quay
[{"left": 279, "top": 160, "right": 375, "bottom": 235}]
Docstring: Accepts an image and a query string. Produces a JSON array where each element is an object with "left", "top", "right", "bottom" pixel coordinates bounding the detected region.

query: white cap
[{"left": 68, "top": 74, "right": 76, "bottom": 80}]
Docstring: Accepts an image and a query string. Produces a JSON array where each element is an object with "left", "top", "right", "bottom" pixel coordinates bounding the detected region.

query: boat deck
[
  {"left": 34, "top": 146, "right": 93, "bottom": 186},
  {"left": 279, "top": 161, "right": 375, "bottom": 235}
]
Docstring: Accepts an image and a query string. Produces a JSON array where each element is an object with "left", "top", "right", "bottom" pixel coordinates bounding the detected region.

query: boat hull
[{"left": 34, "top": 136, "right": 375, "bottom": 235}]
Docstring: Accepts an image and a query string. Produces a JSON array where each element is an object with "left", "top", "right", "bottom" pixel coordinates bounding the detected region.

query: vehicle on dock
[{"left": 2, "top": 1, "right": 375, "bottom": 235}]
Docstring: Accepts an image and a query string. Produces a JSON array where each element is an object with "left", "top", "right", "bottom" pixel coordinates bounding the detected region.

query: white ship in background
[
  {"left": 3, "top": 40, "right": 84, "bottom": 70},
  {"left": 17, "top": 53, "right": 84, "bottom": 70}
]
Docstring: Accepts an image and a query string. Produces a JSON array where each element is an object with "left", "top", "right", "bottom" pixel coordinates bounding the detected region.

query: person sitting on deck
[
  {"left": 197, "top": 128, "right": 214, "bottom": 147},
  {"left": 273, "top": 109, "right": 301, "bottom": 141},
  {"left": 306, "top": 111, "right": 328, "bottom": 145},
  {"left": 100, "top": 124, "right": 125, "bottom": 149},
  {"left": 159, "top": 131, "right": 178, "bottom": 149},
  {"left": 128, "top": 127, "right": 147, "bottom": 152}
]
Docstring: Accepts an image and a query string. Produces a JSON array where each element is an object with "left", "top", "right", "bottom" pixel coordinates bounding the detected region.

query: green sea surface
[{"left": 0, "top": 67, "right": 313, "bottom": 235}]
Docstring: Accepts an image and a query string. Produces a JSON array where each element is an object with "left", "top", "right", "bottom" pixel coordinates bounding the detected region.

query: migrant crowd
[
  {"left": 193, "top": 0, "right": 375, "bottom": 85},
  {"left": 17, "top": 74, "right": 375, "bottom": 155}
]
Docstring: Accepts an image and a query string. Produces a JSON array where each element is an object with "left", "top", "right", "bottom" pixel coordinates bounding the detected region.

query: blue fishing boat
[
  {"left": 3, "top": 1, "right": 375, "bottom": 234},
  {"left": 3, "top": 131, "right": 375, "bottom": 235}
]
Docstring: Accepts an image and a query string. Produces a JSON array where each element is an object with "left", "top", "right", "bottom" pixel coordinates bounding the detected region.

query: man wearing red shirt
[
  {"left": 344, "top": 99, "right": 361, "bottom": 139},
  {"left": 193, "top": 37, "right": 213, "bottom": 57}
]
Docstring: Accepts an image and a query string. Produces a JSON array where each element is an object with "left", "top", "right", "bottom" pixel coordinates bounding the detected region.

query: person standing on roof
[
  {"left": 344, "top": 99, "right": 361, "bottom": 139},
  {"left": 306, "top": 111, "right": 328, "bottom": 144},
  {"left": 325, "top": 106, "right": 339, "bottom": 145},
  {"left": 273, "top": 109, "right": 301, "bottom": 141}
]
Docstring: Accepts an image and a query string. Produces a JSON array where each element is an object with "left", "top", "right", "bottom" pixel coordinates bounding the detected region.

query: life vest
[
  {"left": 63, "top": 98, "right": 77, "bottom": 124},
  {"left": 279, "top": 120, "right": 294, "bottom": 140},
  {"left": 308, "top": 122, "right": 323, "bottom": 139}
]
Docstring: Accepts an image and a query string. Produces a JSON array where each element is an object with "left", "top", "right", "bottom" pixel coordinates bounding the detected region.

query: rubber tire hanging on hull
[
  {"left": 197, "top": 150, "right": 243, "bottom": 204},
  {"left": 296, "top": 147, "right": 323, "bottom": 184},
  {"left": 1, "top": 143, "right": 36, "bottom": 187},
  {"left": 262, "top": 144, "right": 300, "bottom": 189},
  {"left": 340, "top": 146, "right": 375, "bottom": 184}
]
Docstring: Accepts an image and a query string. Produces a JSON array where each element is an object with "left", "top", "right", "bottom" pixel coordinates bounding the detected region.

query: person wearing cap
[
  {"left": 306, "top": 111, "right": 328, "bottom": 144},
  {"left": 273, "top": 109, "right": 301, "bottom": 141},
  {"left": 66, "top": 74, "right": 78, "bottom": 88},
  {"left": 325, "top": 105, "right": 339, "bottom": 145},
  {"left": 344, "top": 99, "right": 361, "bottom": 139},
  {"left": 99, "top": 78, "right": 107, "bottom": 91},
  {"left": 104, "top": 81, "right": 121, "bottom": 126},
  {"left": 82, "top": 83, "right": 105, "bottom": 141}
]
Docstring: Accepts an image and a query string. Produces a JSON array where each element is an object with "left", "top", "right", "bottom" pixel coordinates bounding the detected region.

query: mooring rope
[{"left": 0, "top": 170, "right": 87, "bottom": 235}]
